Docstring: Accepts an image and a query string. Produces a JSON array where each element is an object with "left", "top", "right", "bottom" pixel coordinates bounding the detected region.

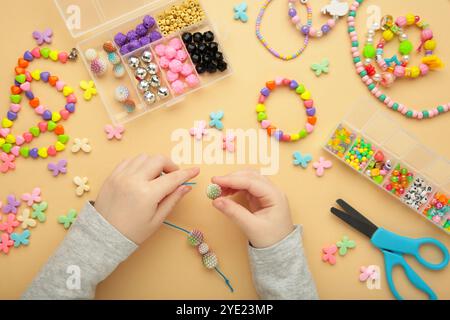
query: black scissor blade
[
  {"left": 330, "top": 207, "right": 377, "bottom": 239},
  {"left": 336, "top": 199, "right": 378, "bottom": 230}
]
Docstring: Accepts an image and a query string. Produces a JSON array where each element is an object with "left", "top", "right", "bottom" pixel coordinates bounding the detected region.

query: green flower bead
[
  {"left": 363, "top": 44, "right": 376, "bottom": 58},
  {"left": 399, "top": 40, "right": 413, "bottom": 55}
]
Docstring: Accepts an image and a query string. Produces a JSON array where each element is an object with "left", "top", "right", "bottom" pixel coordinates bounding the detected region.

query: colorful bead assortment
[
  {"left": 402, "top": 177, "right": 433, "bottom": 210},
  {"left": 326, "top": 125, "right": 356, "bottom": 158},
  {"left": 256, "top": 0, "right": 311, "bottom": 60},
  {"left": 347, "top": 0, "right": 449, "bottom": 119},
  {"left": 344, "top": 137, "right": 375, "bottom": 172},
  {"left": 156, "top": 0, "right": 205, "bottom": 37},
  {"left": 103, "top": 41, "right": 126, "bottom": 79},
  {"left": 114, "top": 15, "right": 162, "bottom": 55},
  {"left": 384, "top": 163, "right": 414, "bottom": 197},
  {"left": 423, "top": 193, "right": 449, "bottom": 231},
  {"left": 364, "top": 150, "right": 393, "bottom": 184},
  {"left": 256, "top": 78, "right": 317, "bottom": 142}
]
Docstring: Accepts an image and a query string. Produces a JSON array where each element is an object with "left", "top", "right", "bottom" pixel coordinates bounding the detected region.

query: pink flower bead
[
  {"left": 421, "top": 29, "right": 433, "bottom": 41},
  {"left": 394, "top": 66, "right": 405, "bottom": 77},
  {"left": 166, "top": 70, "right": 179, "bottom": 82},
  {"left": 155, "top": 44, "right": 166, "bottom": 57},
  {"left": 164, "top": 46, "right": 177, "bottom": 60},
  {"left": 159, "top": 56, "right": 171, "bottom": 69},
  {"left": 181, "top": 63, "right": 194, "bottom": 76},
  {"left": 309, "top": 27, "right": 316, "bottom": 36},
  {"left": 292, "top": 16, "right": 300, "bottom": 24},
  {"left": 185, "top": 74, "right": 200, "bottom": 88},
  {"left": 396, "top": 16, "right": 407, "bottom": 27},
  {"left": 169, "top": 38, "right": 182, "bottom": 50},
  {"left": 419, "top": 63, "right": 429, "bottom": 75},
  {"left": 169, "top": 59, "right": 183, "bottom": 73},
  {"left": 171, "top": 80, "right": 185, "bottom": 94},
  {"left": 176, "top": 50, "right": 188, "bottom": 62},
  {"left": 328, "top": 19, "right": 336, "bottom": 27}
]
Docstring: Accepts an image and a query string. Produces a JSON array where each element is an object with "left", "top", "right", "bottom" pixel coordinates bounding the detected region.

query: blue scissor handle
[
  {"left": 371, "top": 228, "right": 449, "bottom": 270},
  {"left": 381, "top": 250, "right": 437, "bottom": 300}
]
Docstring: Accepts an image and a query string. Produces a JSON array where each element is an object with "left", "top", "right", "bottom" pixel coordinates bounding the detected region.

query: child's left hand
[{"left": 95, "top": 154, "right": 200, "bottom": 244}]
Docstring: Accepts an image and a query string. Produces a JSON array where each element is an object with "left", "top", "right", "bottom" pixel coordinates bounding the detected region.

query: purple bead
[
  {"left": 23, "top": 51, "right": 34, "bottom": 62},
  {"left": 260, "top": 87, "right": 270, "bottom": 97},
  {"left": 7, "top": 111, "right": 17, "bottom": 121},
  {"left": 135, "top": 24, "right": 148, "bottom": 37},
  {"left": 41, "top": 72, "right": 50, "bottom": 82},
  {"left": 143, "top": 15, "right": 156, "bottom": 29},
  {"left": 321, "top": 24, "right": 331, "bottom": 34},
  {"left": 114, "top": 32, "right": 128, "bottom": 47},
  {"left": 139, "top": 36, "right": 151, "bottom": 46},
  {"left": 42, "top": 110, "right": 52, "bottom": 120},
  {"left": 14, "top": 80, "right": 21, "bottom": 86},
  {"left": 289, "top": 80, "right": 298, "bottom": 89},
  {"left": 274, "top": 130, "right": 284, "bottom": 141},
  {"left": 306, "top": 107, "right": 316, "bottom": 117},
  {"left": 128, "top": 40, "right": 141, "bottom": 51},
  {"left": 301, "top": 25, "right": 310, "bottom": 35},
  {"left": 127, "top": 30, "right": 139, "bottom": 42},
  {"left": 25, "top": 91, "right": 34, "bottom": 100},
  {"left": 149, "top": 31, "right": 162, "bottom": 42},
  {"left": 119, "top": 45, "right": 130, "bottom": 55},
  {"left": 30, "top": 148, "right": 39, "bottom": 159},
  {"left": 288, "top": 8, "right": 297, "bottom": 17},
  {"left": 65, "top": 103, "right": 76, "bottom": 113}
]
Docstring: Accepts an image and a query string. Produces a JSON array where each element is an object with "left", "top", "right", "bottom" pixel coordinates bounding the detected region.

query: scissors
[{"left": 330, "top": 199, "right": 449, "bottom": 300}]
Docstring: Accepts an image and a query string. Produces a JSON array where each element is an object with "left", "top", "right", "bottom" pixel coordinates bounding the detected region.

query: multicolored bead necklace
[
  {"left": 348, "top": 0, "right": 449, "bottom": 119},
  {"left": 0, "top": 47, "right": 77, "bottom": 170},
  {"left": 256, "top": 0, "right": 311, "bottom": 60}
]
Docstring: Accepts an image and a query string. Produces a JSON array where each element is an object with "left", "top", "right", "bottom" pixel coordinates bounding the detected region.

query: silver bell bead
[
  {"left": 143, "top": 91, "right": 156, "bottom": 104},
  {"left": 128, "top": 56, "right": 140, "bottom": 69},
  {"left": 150, "top": 74, "right": 160, "bottom": 88},
  {"left": 141, "top": 50, "right": 153, "bottom": 63},
  {"left": 137, "top": 80, "right": 150, "bottom": 92},
  {"left": 403, "top": 55, "right": 409, "bottom": 63},
  {"left": 157, "top": 87, "right": 169, "bottom": 98},
  {"left": 135, "top": 67, "right": 148, "bottom": 81},
  {"left": 147, "top": 62, "right": 158, "bottom": 75}
]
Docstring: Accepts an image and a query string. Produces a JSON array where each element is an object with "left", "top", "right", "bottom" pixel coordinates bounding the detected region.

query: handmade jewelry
[
  {"left": 348, "top": 0, "right": 449, "bottom": 119},
  {"left": 288, "top": 0, "right": 348, "bottom": 38},
  {"left": 256, "top": 78, "right": 317, "bottom": 142},
  {"left": 256, "top": 0, "right": 311, "bottom": 60}
]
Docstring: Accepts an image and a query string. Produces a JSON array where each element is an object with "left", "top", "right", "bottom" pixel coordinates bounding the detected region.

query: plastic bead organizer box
[{"left": 54, "top": 0, "right": 232, "bottom": 124}]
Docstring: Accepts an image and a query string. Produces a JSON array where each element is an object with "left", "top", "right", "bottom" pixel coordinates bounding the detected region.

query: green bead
[
  {"left": 406, "top": 110, "right": 413, "bottom": 118},
  {"left": 10, "top": 95, "right": 21, "bottom": 104},
  {"left": 40, "top": 47, "right": 51, "bottom": 58},
  {"left": 352, "top": 41, "right": 359, "bottom": 47},
  {"left": 359, "top": 70, "right": 367, "bottom": 77},
  {"left": 2, "top": 143, "right": 12, "bottom": 153},
  {"left": 58, "top": 134, "right": 70, "bottom": 144},
  {"left": 378, "top": 94, "right": 386, "bottom": 102},
  {"left": 47, "top": 121, "right": 57, "bottom": 131},
  {"left": 437, "top": 105, "right": 444, "bottom": 113},
  {"left": 392, "top": 103, "right": 399, "bottom": 111},
  {"left": 353, "top": 57, "right": 361, "bottom": 63},
  {"left": 295, "top": 84, "right": 305, "bottom": 94},
  {"left": 15, "top": 74, "right": 26, "bottom": 84},
  {"left": 30, "top": 127, "right": 40, "bottom": 137},
  {"left": 363, "top": 44, "right": 376, "bottom": 58},
  {"left": 257, "top": 112, "right": 267, "bottom": 122},
  {"left": 422, "top": 110, "right": 429, "bottom": 118},
  {"left": 348, "top": 26, "right": 355, "bottom": 33},
  {"left": 349, "top": 11, "right": 356, "bottom": 17},
  {"left": 399, "top": 40, "right": 413, "bottom": 55},
  {"left": 20, "top": 147, "right": 30, "bottom": 158},
  {"left": 368, "top": 83, "right": 375, "bottom": 90},
  {"left": 299, "top": 129, "right": 307, "bottom": 139}
]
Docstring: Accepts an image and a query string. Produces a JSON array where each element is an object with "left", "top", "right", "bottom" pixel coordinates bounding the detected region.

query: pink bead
[
  {"left": 349, "top": 31, "right": 357, "bottom": 37},
  {"left": 417, "top": 112, "right": 423, "bottom": 119},
  {"left": 164, "top": 46, "right": 177, "bottom": 60},
  {"left": 348, "top": 16, "right": 355, "bottom": 22},
  {"left": 159, "top": 56, "right": 170, "bottom": 69},
  {"left": 421, "top": 29, "right": 433, "bottom": 41},
  {"left": 397, "top": 104, "right": 404, "bottom": 112},
  {"left": 388, "top": 100, "right": 394, "bottom": 108},
  {"left": 282, "top": 78, "right": 291, "bottom": 85},
  {"left": 444, "top": 104, "right": 449, "bottom": 112},
  {"left": 361, "top": 75, "right": 369, "bottom": 82},
  {"left": 185, "top": 74, "right": 200, "bottom": 88},
  {"left": 355, "top": 62, "right": 363, "bottom": 68},
  {"left": 176, "top": 50, "right": 188, "bottom": 62},
  {"left": 375, "top": 91, "right": 382, "bottom": 98},
  {"left": 352, "top": 52, "right": 360, "bottom": 58},
  {"left": 169, "top": 59, "right": 183, "bottom": 73},
  {"left": 154, "top": 44, "right": 166, "bottom": 57},
  {"left": 419, "top": 63, "right": 429, "bottom": 75},
  {"left": 348, "top": 21, "right": 355, "bottom": 27},
  {"left": 292, "top": 16, "right": 300, "bottom": 24},
  {"left": 328, "top": 19, "right": 336, "bottom": 27},
  {"left": 401, "top": 108, "right": 408, "bottom": 115},
  {"left": 10, "top": 104, "right": 21, "bottom": 113},
  {"left": 169, "top": 38, "right": 182, "bottom": 50},
  {"left": 412, "top": 111, "right": 418, "bottom": 118},
  {"left": 351, "top": 35, "right": 358, "bottom": 42},
  {"left": 351, "top": 47, "right": 358, "bottom": 53},
  {"left": 394, "top": 66, "right": 405, "bottom": 77},
  {"left": 258, "top": 95, "right": 266, "bottom": 103},
  {"left": 304, "top": 100, "right": 314, "bottom": 108},
  {"left": 171, "top": 80, "right": 185, "bottom": 94},
  {"left": 309, "top": 27, "right": 316, "bottom": 36},
  {"left": 395, "top": 16, "right": 407, "bottom": 27},
  {"left": 356, "top": 66, "right": 364, "bottom": 73},
  {"left": 384, "top": 97, "right": 391, "bottom": 105},
  {"left": 166, "top": 70, "right": 179, "bottom": 82},
  {"left": 180, "top": 63, "right": 194, "bottom": 76}
]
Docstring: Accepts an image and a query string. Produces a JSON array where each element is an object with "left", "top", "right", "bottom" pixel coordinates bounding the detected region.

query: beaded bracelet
[
  {"left": 289, "top": 0, "right": 348, "bottom": 38},
  {"left": 348, "top": 0, "right": 449, "bottom": 119},
  {"left": 256, "top": 0, "right": 311, "bottom": 60},
  {"left": 1, "top": 47, "right": 77, "bottom": 163},
  {"left": 256, "top": 78, "right": 317, "bottom": 141}
]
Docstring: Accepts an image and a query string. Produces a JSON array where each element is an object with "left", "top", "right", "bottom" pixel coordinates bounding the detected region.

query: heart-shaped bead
[
  {"left": 23, "top": 132, "right": 33, "bottom": 143},
  {"left": 255, "top": 104, "right": 266, "bottom": 113},
  {"left": 20, "top": 147, "right": 30, "bottom": 158},
  {"left": 307, "top": 116, "right": 317, "bottom": 125},
  {"left": 275, "top": 77, "right": 284, "bottom": 85},
  {"left": 15, "top": 74, "right": 26, "bottom": 84},
  {"left": 10, "top": 104, "right": 21, "bottom": 113},
  {"left": 261, "top": 120, "right": 271, "bottom": 129},
  {"left": 300, "top": 90, "right": 311, "bottom": 101},
  {"left": 266, "top": 81, "right": 276, "bottom": 90},
  {"left": 55, "top": 125, "right": 65, "bottom": 135},
  {"left": 34, "top": 105, "right": 45, "bottom": 115},
  {"left": 15, "top": 67, "right": 25, "bottom": 75},
  {"left": 5, "top": 134, "right": 15, "bottom": 144},
  {"left": 20, "top": 82, "right": 31, "bottom": 91},
  {"left": 0, "top": 128, "right": 10, "bottom": 137},
  {"left": 15, "top": 135, "right": 25, "bottom": 146},
  {"left": 282, "top": 134, "right": 291, "bottom": 142},
  {"left": 66, "top": 94, "right": 77, "bottom": 103},
  {"left": 2, "top": 143, "right": 12, "bottom": 153},
  {"left": 38, "top": 147, "right": 48, "bottom": 159},
  {"left": 38, "top": 122, "right": 48, "bottom": 133},
  {"left": 30, "top": 127, "right": 40, "bottom": 137},
  {"left": 373, "top": 175, "right": 384, "bottom": 184},
  {"left": 65, "top": 103, "right": 75, "bottom": 113},
  {"left": 29, "top": 148, "right": 39, "bottom": 159},
  {"left": 11, "top": 86, "right": 21, "bottom": 95},
  {"left": 55, "top": 81, "right": 65, "bottom": 91},
  {"left": 0, "top": 138, "right": 5, "bottom": 147},
  {"left": 55, "top": 141, "right": 66, "bottom": 151},
  {"left": 267, "top": 126, "right": 277, "bottom": 136},
  {"left": 47, "top": 121, "right": 57, "bottom": 132},
  {"left": 48, "top": 76, "right": 59, "bottom": 86},
  {"left": 31, "top": 47, "right": 41, "bottom": 58},
  {"left": 47, "top": 145, "right": 57, "bottom": 157},
  {"left": 257, "top": 112, "right": 267, "bottom": 122},
  {"left": 60, "top": 109, "right": 70, "bottom": 120},
  {"left": 11, "top": 146, "right": 20, "bottom": 156},
  {"left": 304, "top": 99, "right": 314, "bottom": 109},
  {"left": 10, "top": 95, "right": 21, "bottom": 104},
  {"left": 2, "top": 118, "right": 13, "bottom": 128},
  {"left": 58, "top": 52, "right": 68, "bottom": 64},
  {"left": 24, "top": 51, "right": 34, "bottom": 62},
  {"left": 63, "top": 86, "right": 74, "bottom": 97},
  {"left": 29, "top": 98, "right": 40, "bottom": 108},
  {"left": 42, "top": 110, "right": 52, "bottom": 121},
  {"left": 305, "top": 123, "right": 314, "bottom": 133},
  {"left": 18, "top": 58, "right": 29, "bottom": 68},
  {"left": 57, "top": 134, "right": 69, "bottom": 144},
  {"left": 290, "top": 133, "right": 300, "bottom": 141},
  {"left": 40, "top": 47, "right": 51, "bottom": 58},
  {"left": 25, "top": 71, "right": 32, "bottom": 82},
  {"left": 49, "top": 50, "right": 59, "bottom": 61},
  {"left": 40, "top": 72, "right": 50, "bottom": 82},
  {"left": 52, "top": 112, "right": 62, "bottom": 122},
  {"left": 31, "top": 69, "right": 41, "bottom": 80}
]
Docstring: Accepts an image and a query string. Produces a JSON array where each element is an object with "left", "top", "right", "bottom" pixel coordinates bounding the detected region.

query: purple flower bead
[
  {"left": 114, "top": 32, "right": 128, "bottom": 47},
  {"left": 7, "top": 111, "right": 17, "bottom": 121},
  {"left": 149, "top": 30, "right": 162, "bottom": 42},
  {"left": 306, "top": 107, "right": 316, "bottom": 117},
  {"left": 289, "top": 80, "right": 298, "bottom": 89},
  {"left": 119, "top": 44, "right": 130, "bottom": 55},
  {"left": 128, "top": 40, "right": 141, "bottom": 51},
  {"left": 127, "top": 30, "right": 139, "bottom": 42},
  {"left": 260, "top": 87, "right": 270, "bottom": 97},
  {"left": 143, "top": 15, "right": 156, "bottom": 29},
  {"left": 288, "top": 8, "right": 297, "bottom": 17},
  {"left": 139, "top": 36, "right": 152, "bottom": 46},
  {"left": 43, "top": 110, "right": 52, "bottom": 120},
  {"left": 301, "top": 25, "right": 310, "bottom": 35},
  {"left": 135, "top": 23, "right": 148, "bottom": 37},
  {"left": 321, "top": 24, "right": 331, "bottom": 34}
]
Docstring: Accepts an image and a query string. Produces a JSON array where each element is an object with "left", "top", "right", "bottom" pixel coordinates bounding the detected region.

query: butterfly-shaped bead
[
  {"left": 311, "top": 58, "right": 329, "bottom": 77},
  {"left": 48, "top": 159, "right": 68, "bottom": 177},
  {"left": 293, "top": 152, "right": 313, "bottom": 169},
  {"left": 322, "top": 244, "right": 337, "bottom": 265},
  {"left": 223, "top": 133, "right": 236, "bottom": 153},
  {"left": 31, "top": 202, "right": 48, "bottom": 223},
  {"left": 32, "top": 28, "right": 53, "bottom": 46},
  {"left": 209, "top": 111, "right": 224, "bottom": 130},
  {"left": 190, "top": 121, "right": 208, "bottom": 141},
  {"left": 2, "top": 195, "right": 20, "bottom": 214},
  {"left": 104, "top": 124, "right": 125, "bottom": 141},
  {"left": 71, "top": 138, "right": 92, "bottom": 153},
  {"left": 0, "top": 152, "right": 16, "bottom": 173},
  {"left": 11, "top": 230, "right": 31, "bottom": 248},
  {"left": 384, "top": 55, "right": 401, "bottom": 67},
  {"left": 79, "top": 80, "right": 97, "bottom": 101},
  {"left": 336, "top": 235, "right": 356, "bottom": 256},
  {"left": 313, "top": 157, "right": 333, "bottom": 177},
  {"left": 17, "top": 208, "right": 37, "bottom": 229},
  {"left": 0, "top": 233, "right": 14, "bottom": 254},
  {"left": 73, "top": 176, "right": 90, "bottom": 197},
  {"left": 359, "top": 265, "right": 380, "bottom": 282},
  {"left": 233, "top": 2, "right": 249, "bottom": 23},
  {"left": 21, "top": 188, "right": 42, "bottom": 207},
  {"left": 0, "top": 214, "right": 20, "bottom": 234},
  {"left": 58, "top": 209, "right": 78, "bottom": 229}
]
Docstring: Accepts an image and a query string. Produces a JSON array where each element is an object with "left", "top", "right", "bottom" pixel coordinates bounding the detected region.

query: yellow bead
[
  {"left": 424, "top": 39, "right": 436, "bottom": 51},
  {"left": 300, "top": 90, "right": 311, "bottom": 100},
  {"left": 2, "top": 118, "right": 13, "bottom": 128},
  {"left": 0, "top": 138, "right": 5, "bottom": 147},
  {"left": 55, "top": 141, "right": 65, "bottom": 151},
  {"left": 291, "top": 134, "right": 300, "bottom": 141},
  {"left": 38, "top": 147, "right": 48, "bottom": 159},
  {"left": 406, "top": 13, "right": 415, "bottom": 25},
  {"left": 410, "top": 66, "right": 420, "bottom": 78},
  {"left": 5, "top": 134, "right": 15, "bottom": 144},
  {"left": 256, "top": 104, "right": 266, "bottom": 113},
  {"left": 52, "top": 112, "right": 62, "bottom": 122},
  {"left": 382, "top": 29, "right": 394, "bottom": 41}
]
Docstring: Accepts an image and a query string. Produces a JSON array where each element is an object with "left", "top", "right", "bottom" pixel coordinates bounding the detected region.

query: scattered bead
[
  {"left": 206, "top": 184, "right": 222, "bottom": 200},
  {"left": 2, "top": 195, "right": 20, "bottom": 214},
  {"left": 114, "top": 85, "right": 130, "bottom": 102},
  {"left": 359, "top": 265, "right": 380, "bottom": 282},
  {"left": 58, "top": 209, "right": 78, "bottom": 229},
  {"left": 31, "top": 201, "right": 48, "bottom": 223},
  {"left": 0, "top": 214, "right": 20, "bottom": 234},
  {"left": 293, "top": 151, "right": 313, "bottom": 169},
  {"left": 313, "top": 157, "right": 333, "bottom": 177},
  {"left": 71, "top": 138, "right": 92, "bottom": 154},
  {"left": 16, "top": 208, "right": 37, "bottom": 229},
  {"left": 310, "top": 58, "right": 329, "bottom": 76},
  {"left": 48, "top": 159, "right": 68, "bottom": 177},
  {"left": 79, "top": 80, "right": 97, "bottom": 101},
  {"left": 11, "top": 230, "right": 31, "bottom": 248},
  {"left": 104, "top": 124, "right": 125, "bottom": 140},
  {"left": 322, "top": 244, "right": 337, "bottom": 265},
  {"left": 73, "top": 176, "right": 90, "bottom": 197},
  {"left": 336, "top": 235, "right": 356, "bottom": 256},
  {"left": 21, "top": 188, "right": 42, "bottom": 207},
  {"left": 0, "top": 233, "right": 14, "bottom": 254},
  {"left": 32, "top": 28, "right": 53, "bottom": 46},
  {"left": 234, "top": 2, "right": 249, "bottom": 23},
  {"left": 189, "top": 120, "right": 208, "bottom": 140}
]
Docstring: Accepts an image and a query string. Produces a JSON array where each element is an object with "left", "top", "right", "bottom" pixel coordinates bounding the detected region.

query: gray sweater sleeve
[
  {"left": 22, "top": 202, "right": 137, "bottom": 300},
  {"left": 248, "top": 225, "right": 319, "bottom": 300}
]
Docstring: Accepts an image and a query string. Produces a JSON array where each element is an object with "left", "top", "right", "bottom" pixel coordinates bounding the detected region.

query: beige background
[{"left": 0, "top": 0, "right": 449, "bottom": 299}]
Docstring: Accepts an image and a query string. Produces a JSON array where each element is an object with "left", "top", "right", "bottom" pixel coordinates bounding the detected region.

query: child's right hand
[{"left": 211, "top": 170, "right": 294, "bottom": 249}]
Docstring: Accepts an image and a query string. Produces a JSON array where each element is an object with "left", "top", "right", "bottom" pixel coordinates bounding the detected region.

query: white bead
[
  {"left": 316, "top": 30, "right": 323, "bottom": 37},
  {"left": 373, "top": 73, "right": 382, "bottom": 82},
  {"left": 84, "top": 48, "right": 97, "bottom": 62},
  {"left": 400, "top": 33, "right": 408, "bottom": 41},
  {"left": 364, "top": 58, "right": 372, "bottom": 65}
]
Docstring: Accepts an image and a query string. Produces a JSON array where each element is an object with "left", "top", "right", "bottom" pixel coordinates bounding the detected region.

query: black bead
[
  {"left": 207, "top": 61, "right": 218, "bottom": 73},
  {"left": 198, "top": 43, "right": 208, "bottom": 54},
  {"left": 191, "top": 53, "right": 201, "bottom": 64},
  {"left": 203, "top": 54, "right": 213, "bottom": 64},
  {"left": 203, "top": 31, "right": 214, "bottom": 42},
  {"left": 196, "top": 63, "right": 206, "bottom": 74},
  {"left": 214, "top": 51, "right": 223, "bottom": 61},
  {"left": 193, "top": 32, "right": 203, "bottom": 43},
  {"left": 182, "top": 32, "right": 192, "bottom": 44},
  {"left": 207, "top": 42, "right": 219, "bottom": 53},
  {"left": 217, "top": 61, "right": 228, "bottom": 72},
  {"left": 186, "top": 43, "right": 197, "bottom": 54}
]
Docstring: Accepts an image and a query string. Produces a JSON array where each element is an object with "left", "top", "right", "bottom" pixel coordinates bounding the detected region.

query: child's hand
[
  {"left": 211, "top": 170, "right": 294, "bottom": 248},
  {"left": 95, "top": 154, "right": 200, "bottom": 244}
]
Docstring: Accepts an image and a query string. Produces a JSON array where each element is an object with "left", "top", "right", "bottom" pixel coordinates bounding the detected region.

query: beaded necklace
[
  {"left": 256, "top": 0, "right": 311, "bottom": 60},
  {"left": 348, "top": 0, "right": 449, "bottom": 119}
]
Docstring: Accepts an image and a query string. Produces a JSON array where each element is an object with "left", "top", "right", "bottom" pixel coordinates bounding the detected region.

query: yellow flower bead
[
  {"left": 406, "top": 13, "right": 415, "bottom": 25},
  {"left": 410, "top": 66, "right": 420, "bottom": 78},
  {"left": 382, "top": 29, "right": 394, "bottom": 41},
  {"left": 424, "top": 39, "right": 436, "bottom": 51}
]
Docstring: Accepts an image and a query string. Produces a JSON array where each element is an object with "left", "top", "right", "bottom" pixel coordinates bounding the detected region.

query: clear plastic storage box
[
  {"left": 54, "top": 0, "right": 232, "bottom": 124},
  {"left": 324, "top": 98, "right": 450, "bottom": 234}
]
